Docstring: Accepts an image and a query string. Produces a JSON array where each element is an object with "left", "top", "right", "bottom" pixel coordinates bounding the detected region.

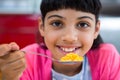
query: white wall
[{"left": 100, "top": 17, "right": 120, "bottom": 53}]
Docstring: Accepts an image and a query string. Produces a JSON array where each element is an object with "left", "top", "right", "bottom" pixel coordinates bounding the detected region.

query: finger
[
  {"left": 12, "top": 58, "right": 26, "bottom": 71},
  {"left": 0, "top": 50, "right": 25, "bottom": 66},
  {"left": 1, "top": 65, "right": 24, "bottom": 80},
  {"left": 1, "top": 60, "right": 26, "bottom": 80},
  {"left": 9, "top": 42, "right": 20, "bottom": 51},
  {"left": 1, "top": 58, "right": 26, "bottom": 73},
  {"left": 0, "top": 44, "right": 12, "bottom": 56},
  {"left": 3, "top": 51, "right": 25, "bottom": 64}
]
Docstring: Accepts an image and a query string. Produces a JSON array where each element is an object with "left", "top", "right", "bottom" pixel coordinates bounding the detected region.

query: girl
[{"left": 0, "top": 0, "right": 120, "bottom": 80}]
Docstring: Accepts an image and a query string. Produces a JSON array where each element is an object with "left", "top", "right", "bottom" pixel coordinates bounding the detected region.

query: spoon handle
[{"left": 23, "top": 51, "right": 58, "bottom": 61}]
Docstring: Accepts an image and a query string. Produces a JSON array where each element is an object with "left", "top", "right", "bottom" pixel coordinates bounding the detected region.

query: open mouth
[{"left": 57, "top": 46, "right": 80, "bottom": 53}]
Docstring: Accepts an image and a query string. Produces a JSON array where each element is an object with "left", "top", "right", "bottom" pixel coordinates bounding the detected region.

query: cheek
[
  {"left": 81, "top": 34, "right": 95, "bottom": 50},
  {"left": 44, "top": 34, "right": 53, "bottom": 46},
  {"left": 44, "top": 32, "right": 58, "bottom": 48}
]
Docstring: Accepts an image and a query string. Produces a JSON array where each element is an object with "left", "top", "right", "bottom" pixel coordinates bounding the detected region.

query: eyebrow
[
  {"left": 47, "top": 15, "right": 94, "bottom": 21},
  {"left": 47, "top": 15, "right": 64, "bottom": 19},
  {"left": 77, "top": 16, "right": 94, "bottom": 21}
]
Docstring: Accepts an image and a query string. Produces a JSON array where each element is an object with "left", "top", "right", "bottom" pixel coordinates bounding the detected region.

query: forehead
[{"left": 45, "top": 9, "right": 95, "bottom": 21}]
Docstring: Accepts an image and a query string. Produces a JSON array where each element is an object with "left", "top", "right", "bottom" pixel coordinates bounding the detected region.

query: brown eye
[
  {"left": 77, "top": 22, "right": 89, "bottom": 28},
  {"left": 51, "top": 21, "right": 63, "bottom": 28}
]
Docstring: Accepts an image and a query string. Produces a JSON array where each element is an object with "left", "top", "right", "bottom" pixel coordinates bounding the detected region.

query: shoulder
[
  {"left": 21, "top": 43, "right": 40, "bottom": 52},
  {"left": 98, "top": 43, "right": 119, "bottom": 59},
  {"left": 87, "top": 43, "right": 120, "bottom": 70},
  {"left": 98, "top": 43, "right": 118, "bottom": 52},
  {"left": 21, "top": 43, "right": 42, "bottom": 64},
  {"left": 21, "top": 43, "right": 49, "bottom": 54},
  {"left": 21, "top": 43, "right": 52, "bottom": 68},
  {"left": 87, "top": 43, "right": 119, "bottom": 58},
  {"left": 87, "top": 43, "right": 119, "bottom": 68}
]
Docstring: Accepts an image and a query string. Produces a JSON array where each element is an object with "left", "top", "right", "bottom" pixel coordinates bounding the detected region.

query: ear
[
  {"left": 38, "top": 17, "right": 45, "bottom": 37},
  {"left": 94, "top": 20, "right": 100, "bottom": 39}
]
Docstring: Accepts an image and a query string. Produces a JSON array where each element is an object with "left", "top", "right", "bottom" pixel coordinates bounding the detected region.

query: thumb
[
  {"left": 0, "top": 42, "right": 20, "bottom": 56},
  {"left": 9, "top": 42, "right": 20, "bottom": 51}
]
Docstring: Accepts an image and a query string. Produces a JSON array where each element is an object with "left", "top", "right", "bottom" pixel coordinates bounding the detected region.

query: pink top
[{"left": 20, "top": 43, "right": 120, "bottom": 80}]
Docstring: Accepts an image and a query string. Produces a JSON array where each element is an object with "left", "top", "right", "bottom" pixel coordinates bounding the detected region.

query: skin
[
  {"left": 0, "top": 42, "right": 26, "bottom": 80},
  {"left": 39, "top": 9, "right": 100, "bottom": 76}
]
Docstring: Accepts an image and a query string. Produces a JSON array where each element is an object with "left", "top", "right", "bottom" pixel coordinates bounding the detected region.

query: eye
[
  {"left": 76, "top": 22, "right": 90, "bottom": 28},
  {"left": 50, "top": 21, "right": 63, "bottom": 28}
]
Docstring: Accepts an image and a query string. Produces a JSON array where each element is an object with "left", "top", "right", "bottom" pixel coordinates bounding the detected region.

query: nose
[{"left": 61, "top": 28, "right": 78, "bottom": 43}]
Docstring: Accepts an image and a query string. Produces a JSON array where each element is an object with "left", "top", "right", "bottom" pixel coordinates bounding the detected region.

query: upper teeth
[{"left": 61, "top": 48, "right": 76, "bottom": 52}]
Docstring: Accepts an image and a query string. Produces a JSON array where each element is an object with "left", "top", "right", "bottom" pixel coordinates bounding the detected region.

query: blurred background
[
  {"left": 0, "top": 0, "right": 120, "bottom": 53},
  {"left": 100, "top": 0, "right": 120, "bottom": 53}
]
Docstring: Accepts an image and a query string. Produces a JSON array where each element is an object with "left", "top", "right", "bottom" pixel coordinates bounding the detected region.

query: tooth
[{"left": 61, "top": 48, "right": 75, "bottom": 52}]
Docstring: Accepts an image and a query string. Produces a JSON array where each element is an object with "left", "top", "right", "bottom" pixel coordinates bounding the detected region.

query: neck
[{"left": 52, "top": 62, "right": 82, "bottom": 76}]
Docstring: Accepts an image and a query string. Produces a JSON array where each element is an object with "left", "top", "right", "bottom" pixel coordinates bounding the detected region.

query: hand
[{"left": 0, "top": 42, "right": 26, "bottom": 80}]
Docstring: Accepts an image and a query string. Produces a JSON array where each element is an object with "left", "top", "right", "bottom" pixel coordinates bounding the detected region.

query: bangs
[{"left": 40, "top": 0, "right": 101, "bottom": 20}]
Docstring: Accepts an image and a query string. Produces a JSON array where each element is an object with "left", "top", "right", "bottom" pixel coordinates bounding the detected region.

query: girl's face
[{"left": 39, "top": 9, "right": 100, "bottom": 60}]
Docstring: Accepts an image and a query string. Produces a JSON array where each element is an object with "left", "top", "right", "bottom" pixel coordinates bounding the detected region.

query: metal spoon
[{"left": 23, "top": 51, "right": 83, "bottom": 64}]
